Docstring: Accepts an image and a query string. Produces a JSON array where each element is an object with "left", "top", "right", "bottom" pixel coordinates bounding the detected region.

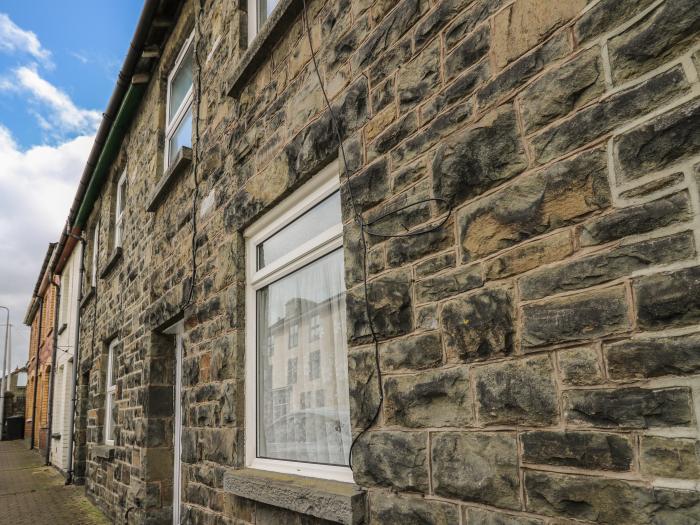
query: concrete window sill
[
  {"left": 147, "top": 147, "right": 192, "bottom": 212},
  {"left": 80, "top": 287, "right": 95, "bottom": 309},
  {"left": 223, "top": 468, "right": 365, "bottom": 525},
  {"left": 226, "top": 0, "right": 302, "bottom": 97},
  {"left": 93, "top": 445, "right": 114, "bottom": 461},
  {"left": 99, "top": 247, "right": 122, "bottom": 279},
  {"left": 57, "top": 323, "right": 67, "bottom": 335}
]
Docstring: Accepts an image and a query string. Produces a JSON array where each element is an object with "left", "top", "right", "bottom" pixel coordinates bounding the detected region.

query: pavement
[{"left": 0, "top": 439, "right": 109, "bottom": 525}]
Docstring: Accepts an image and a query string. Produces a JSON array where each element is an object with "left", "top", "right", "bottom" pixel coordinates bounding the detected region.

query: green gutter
[{"left": 74, "top": 82, "right": 147, "bottom": 228}]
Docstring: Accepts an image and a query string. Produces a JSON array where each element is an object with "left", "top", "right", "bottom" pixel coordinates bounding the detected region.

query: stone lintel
[
  {"left": 146, "top": 147, "right": 193, "bottom": 212},
  {"left": 223, "top": 468, "right": 366, "bottom": 525}
]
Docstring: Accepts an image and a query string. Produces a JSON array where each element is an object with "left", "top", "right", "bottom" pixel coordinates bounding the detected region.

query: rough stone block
[
  {"left": 351, "top": 431, "right": 429, "bottom": 492},
  {"left": 484, "top": 231, "right": 573, "bottom": 281},
  {"left": 574, "top": 0, "right": 656, "bottom": 44},
  {"left": 608, "top": 0, "right": 700, "bottom": 82},
  {"left": 384, "top": 366, "right": 473, "bottom": 428},
  {"left": 413, "top": 0, "right": 473, "bottom": 51},
  {"left": 432, "top": 104, "right": 528, "bottom": 207},
  {"left": 370, "top": 492, "right": 459, "bottom": 524},
  {"left": 521, "top": 286, "right": 630, "bottom": 349},
  {"left": 605, "top": 332, "right": 700, "bottom": 380},
  {"left": 634, "top": 265, "right": 700, "bottom": 330},
  {"left": 492, "top": 0, "right": 585, "bottom": 68},
  {"left": 579, "top": 191, "right": 693, "bottom": 246},
  {"left": 615, "top": 97, "right": 700, "bottom": 183},
  {"left": 618, "top": 172, "right": 684, "bottom": 200},
  {"left": 367, "top": 112, "right": 418, "bottom": 161},
  {"left": 341, "top": 158, "right": 390, "bottom": 217},
  {"left": 531, "top": 65, "right": 690, "bottom": 165},
  {"left": 441, "top": 288, "right": 514, "bottom": 363},
  {"left": 525, "top": 470, "right": 700, "bottom": 523},
  {"left": 520, "top": 230, "right": 696, "bottom": 300},
  {"left": 563, "top": 387, "right": 694, "bottom": 429},
  {"left": 445, "top": 0, "right": 505, "bottom": 50},
  {"left": 348, "top": 347, "right": 381, "bottom": 430},
  {"left": 386, "top": 226, "right": 454, "bottom": 268},
  {"left": 474, "top": 355, "right": 558, "bottom": 426},
  {"left": 459, "top": 147, "right": 610, "bottom": 263},
  {"left": 397, "top": 40, "right": 441, "bottom": 110},
  {"left": 463, "top": 507, "right": 545, "bottom": 524},
  {"left": 415, "top": 251, "right": 456, "bottom": 278},
  {"left": 380, "top": 332, "right": 443, "bottom": 372},
  {"left": 416, "top": 304, "right": 438, "bottom": 330},
  {"left": 444, "top": 24, "right": 490, "bottom": 81},
  {"left": 558, "top": 346, "right": 604, "bottom": 386},
  {"left": 519, "top": 48, "right": 605, "bottom": 134},
  {"left": 641, "top": 436, "right": 700, "bottom": 479},
  {"left": 432, "top": 432, "right": 520, "bottom": 509},
  {"left": 415, "top": 263, "right": 483, "bottom": 303},
  {"left": 521, "top": 430, "right": 634, "bottom": 471},
  {"left": 424, "top": 60, "right": 489, "bottom": 122}
]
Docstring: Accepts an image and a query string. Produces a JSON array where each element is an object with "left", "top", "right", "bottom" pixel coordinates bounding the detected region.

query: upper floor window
[
  {"left": 105, "top": 339, "right": 118, "bottom": 445},
  {"left": 245, "top": 160, "right": 352, "bottom": 483},
  {"left": 165, "top": 32, "right": 194, "bottom": 169},
  {"left": 309, "top": 313, "right": 321, "bottom": 341},
  {"left": 114, "top": 170, "right": 127, "bottom": 249},
  {"left": 288, "top": 321, "right": 299, "bottom": 349},
  {"left": 247, "top": 0, "right": 280, "bottom": 44},
  {"left": 90, "top": 225, "right": 99, "bottom": 288},
  {"left": 60, "top": 272, "right": 70, "bottom": 325}
]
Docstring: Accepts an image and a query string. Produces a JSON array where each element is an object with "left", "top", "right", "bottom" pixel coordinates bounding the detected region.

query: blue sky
[{"left": 0, "top": 2, "right": 141, "bottom": 371}]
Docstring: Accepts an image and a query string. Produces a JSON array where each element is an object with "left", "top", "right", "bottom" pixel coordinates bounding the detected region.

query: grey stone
[
  {"left": 391, "top": 158, "right": 427, "bottom": 192},
  {"left": 634, "top": 265, "right": 700, "bottom": 330},
  {"left": 459, "top": 147, "right": 610, "bottom": 262},
  {"left": 415, "top": 251, "right": 456, "bottom": 278},
  {"left": 521, "top": 286, "right": 630, "bottom": 348},
  {"left": 484, "top": 231, "right": 573, "bottom": 281},
  {"left": 558, "top": 346, "right": 604, "bottom": 386},
  {"left": 445, "top": 0, "right": 505, "bottom": 50},
  {"left": 397, "top": 40, "right": 441, "bottom": 110},
  {"left": 641, "top": 436, "right": 700, "bottom": 479},
  {"left": 370, "top": 493, "right": 459, "bottom": 525},
  {"left": 386, "top": 226, "right": 454, "bottom": 268},
  {"left": 348, "top": 347, "right": 381, "bottom": 429},
  {"left": 476, "top": 31, "right": 571, "bottom": 110},
  {"left": 432, "top": 432, "right": 520, "bottom": 509},
  {"left": 580, "top": 191, "right": 693, "bottom": 246},
  {"left": 367, "top": 112, "right": 418, "bottom": 161},
  {"left": 432, "top": 104, "right": 528, "bottom": 207},
  {"left": 609, "top": 0, "right": 700, "bottom": 82},
  {"left": 532, "top": 65, "right": 690, "bottom": 165},
  {"left": 474, "top": 355, "right": 558, "bottom": 426},
  {"left": 521, "top": 430, "right": 634, "bottom": 471},
  {"left": 423, "top": 60, "right": 490, "bottom": 122},
  {"left": 564, "top": 387, "right": 694, "bottom": 429},
  {"left": 525, "top": 470, "right": 700, "bottom": 524},
  {"left": 520, "top": 231, "right": 696, "bottom": 300},
  {"left": 413, "top": 0, "right": 473, "bottom": 51},
  {"left": 605, "top": 332, "right": 700, "bottom": 380},
  {"left": 223, "top": 469, "right": 366, "bottom": 525},
  {"left": 380, "top": 332, "right": 443, "bottom": 372},
  {"left": 619, "top": 172, "right": 685, "bottom": 199},
  {"left": 384, "top": 366, "right": 473, "bottom": 427},
  {"left": 416, "top": 304, "right": 438, "bottom": 330},
  {"left": 371, "top": 77, "right": 395, "bottom": 114},
  {"left": 615, "top": 97, "right": 700, "bottom": 183},
  {"left": 444, "top": 24, "right": 491, "bottom": 82},
  {"left": 341, "top": 158, "right": 390, "bottom": 217},
  {"left": 463, "top": 507, "right": 544, "bottom": 525},
  {"left": 351, "top": 431, "right": 429, "bottom": 492},
  {"left": 415, "top": 263, "right": 483, "bottom": 303},
  {"left": 574, "top": 0, "right": 657, "bottom": 44},
  {"left": 520, "top": 47, "right": 606, "bottom": 134},
  {"left": 368, "top": 36, "right": 412, "bottom": 85},
  {"left": 441, "top": 288, "right": 514, "bottom": 363}
]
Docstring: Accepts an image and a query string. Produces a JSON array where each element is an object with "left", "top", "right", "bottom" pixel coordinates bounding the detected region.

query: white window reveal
[
  {"left": 247, "top": 0, "right": 280, "bottom": 44},
  {"left": 245, "top": 160, "right": 352, "bottom": 483},
  {"left": 104, "top": 339, "right": 118, "bottom": 445},
  {"left": 114, "top": 169, "right": 127, "bottom": 249},
  {"left": 165, "top": 32, "right": 194, "bottom": 169}
]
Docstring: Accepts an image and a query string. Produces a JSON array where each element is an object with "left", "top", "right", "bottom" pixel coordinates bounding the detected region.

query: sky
[{"left": 0, "top": 1, "right": 142, "bottom": 374}]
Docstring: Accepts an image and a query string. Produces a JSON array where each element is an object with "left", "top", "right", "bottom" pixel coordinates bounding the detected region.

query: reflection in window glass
[
  {"left": 168, "top": 106, "right": 193, "bottom": 165},
  {"left": 168, "top": 46, "right": 193, "bottom": 122},
  {"left": 256, "top": 249, "right": 350, "bottom": 466}
]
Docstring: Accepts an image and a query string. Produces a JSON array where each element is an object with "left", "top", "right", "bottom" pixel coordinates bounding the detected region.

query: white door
[{"left": 164, "top": 322, "right": 183, "bottom": 525}]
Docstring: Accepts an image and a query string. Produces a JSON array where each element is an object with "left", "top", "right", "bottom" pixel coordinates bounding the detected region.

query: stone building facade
[{"left": 64, "top": 0, "right": 700, "bottom": 523}]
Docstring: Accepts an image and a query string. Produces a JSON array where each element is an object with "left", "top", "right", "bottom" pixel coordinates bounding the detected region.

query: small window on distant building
[
  {"left": 288, "top": 321, "right": 299, "bottom": 349},
  {"left": 247, "top": 0, "right": 280, "bottom": 44},
  {"left": 308, "top": 350, "right": 320, "bottom": 381},
  {"left": 309, "top": 313, "right": 321, "bottom": 341},
  {"left": 104, "top": 339, "right": 118, "bottom": 445},
  {"left": 114, "top": 170, "right": 127, "bottom": 250},
  {"left": 165, "top": 32, "right": 194, "bottom": 169},
  {"left": 287, "top": 357, "right": 297, "bottom": 385}
]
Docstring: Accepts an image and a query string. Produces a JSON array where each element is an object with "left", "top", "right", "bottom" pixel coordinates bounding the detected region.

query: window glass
[
  {"left": 256, "top": 248, "right": 350, "bottom": 466},
  {"left": 256, "top": 192, "right": 341, "bottom": 270},
  {"left": 168, "top": 105, "right": 193, "bottom": 165},
  {"left": 168, "top": 45, "right": 193, "bottom": 122}
]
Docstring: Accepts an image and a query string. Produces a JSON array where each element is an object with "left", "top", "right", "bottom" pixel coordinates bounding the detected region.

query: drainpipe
[
  {"left": 66, "top": 239, "right": 85, "bottom": 485},
  {"left": 30, "top": 297, "right": 43, "bottom": 450},
  {"left": 45, "top": 277, "right": 61, "bottom": 465}
]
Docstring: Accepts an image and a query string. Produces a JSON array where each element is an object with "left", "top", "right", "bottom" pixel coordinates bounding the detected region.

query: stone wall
[{"left": 74, "top": 0, "right": 700, "bottom": 523}]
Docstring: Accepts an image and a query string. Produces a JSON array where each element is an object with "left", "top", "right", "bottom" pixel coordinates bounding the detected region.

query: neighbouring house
[
  {"left": 26, "top": 0, "right": 700, "bottom": 523},
  {"left": 24, "top": 243, "right": 58, "bottom": 453},
  {"left": 1, "top": 366, "right": 28, "bottom": 420}
]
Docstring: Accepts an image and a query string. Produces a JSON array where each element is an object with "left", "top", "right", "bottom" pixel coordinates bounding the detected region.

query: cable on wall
[{"left": 301, "top": 0, "right": 453, "bottom": 470}]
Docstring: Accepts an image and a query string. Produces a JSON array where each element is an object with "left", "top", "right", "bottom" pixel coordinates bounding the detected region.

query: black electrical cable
[{"left": 301, "top": 0, "right": 453, "bottom": 470}]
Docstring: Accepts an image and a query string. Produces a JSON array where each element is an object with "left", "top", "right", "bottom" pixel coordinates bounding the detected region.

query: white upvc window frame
[
  {"left": 104, "top": 339, "right": 118, "bottom": 446},
  {"left": 60, "top": 271, "right": 70, "bottom": 325},
  {"left": 247, "top": 0, "right": 280, "bottom": 45},
  {"left": 91, "top": 225, "right": 99, "bottom": 288},
  {"left": 244, "top": 159, "right": 353, "bottom": 483},
  {"left": 164, "top": 31, "right": 194, "bottom": 171},
  {"left": 114, "top": 169, "right": 127, "bottom": 250}
]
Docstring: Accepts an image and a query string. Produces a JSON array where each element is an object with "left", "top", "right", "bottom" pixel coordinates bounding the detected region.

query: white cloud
[
  {"left": 0, "top": 13, "right": 51, "bottom": 65},
  {"left": 0, "top": 125, "right": 93, "bottom": 370}
]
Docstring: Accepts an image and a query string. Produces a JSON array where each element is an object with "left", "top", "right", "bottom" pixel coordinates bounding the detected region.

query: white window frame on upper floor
[
  {"left": 114, "top": 169, "right": 127, "bottom": 250},
  {"left": 104, "top": 339, "right": 117, "bottom": 446},
  {"left": 164, "top": 31, "right": 194, "bottom": 171},
  {"left": 247, "top": 0, "right": 281, "bottom": 45},
  {"left": 244, "top": 159, "right": 353, "bottom": 483},
  {"left": 91, "top": 225, "right": 99, "bottom": 288}
]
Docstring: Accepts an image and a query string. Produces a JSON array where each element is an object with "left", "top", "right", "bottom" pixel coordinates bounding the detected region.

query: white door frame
[{"left": 163, "top": 321, "right": 184, "bottom": 525}]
